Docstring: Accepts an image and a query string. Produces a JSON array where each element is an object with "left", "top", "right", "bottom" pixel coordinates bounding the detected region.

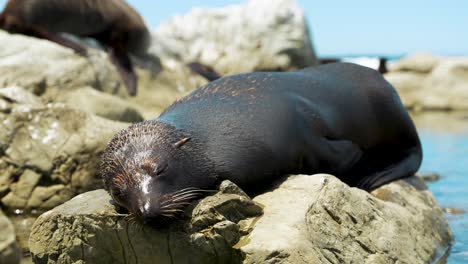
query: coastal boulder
[
  {"left": 0, "top": 31, "right": 122, "bottom": 97},
  {"left": 29, "top": 175, "right": 452, "bottom": 264},
  {"left": 0, "top": 87, "right": 128, "bottom": 213},
  {"left": 242, "top": 175, "right": 452, "bottom": 263},
  {"left": 385, "top": 53, "right": 468, "bottom": 111},
  {"left": 29, "top": 181, "right": 263, "bottom": 264},
  {"left": 152, "top": 0, "right": 318, "bottom": 76},
  {"left": 0, "top": 30, "right": 208, "bottom": 119}
]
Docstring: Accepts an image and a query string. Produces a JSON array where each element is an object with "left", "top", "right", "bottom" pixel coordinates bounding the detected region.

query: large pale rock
[
  {"left": 0, "top": 31, "right": 122, "bottom": 96},
  {"left": 152, "top": 0, "right": 317, "bottom": 76},
  {"left": 388, "top": 53, "right": 440, "bottom": 73},
  {"left": 0, "top": 30, "right": 208, "bottom": 119},
  {"left": 385, "top": 53, "right": 468, "bottom": 111},
  {"left": 29, "top": 181, "right": 262, "bottom": 264},
  {"left": 0, "top": 87, "right": 128, "bottom": 213},
  {"left": 29, "top": 175, "right": 452, "bottom": 264},
  {"left": 243, "top": 175, "right": 452, "bottom": 264},
  {"left": 0, "top": 209, "right": 21, "bottom": 264}
]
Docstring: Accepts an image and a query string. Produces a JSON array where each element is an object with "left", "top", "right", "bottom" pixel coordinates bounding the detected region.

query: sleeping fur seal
[{"left": 101, "top": 63, "right": 422, "bottom": 223}]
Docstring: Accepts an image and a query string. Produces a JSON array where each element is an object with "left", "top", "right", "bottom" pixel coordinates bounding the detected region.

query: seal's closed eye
[{"left": 155, "top": 162, "right": 169, "bottom": 177}]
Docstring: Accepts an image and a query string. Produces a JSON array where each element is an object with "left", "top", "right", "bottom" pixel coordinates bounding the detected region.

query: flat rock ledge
[{"left": 29, "top": 175, "right": 453, "bottom": 264}]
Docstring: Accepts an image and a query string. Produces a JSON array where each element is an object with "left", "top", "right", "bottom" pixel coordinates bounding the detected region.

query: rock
[
  {"left": 128, "top": 62, "right": 208, "bottom": 118},
  {"left": 151, "top": 0, "right": 318, "bottom": 76},
  {"left": 29, "top": 181, "right": 263, "bottom": 264},
  {"left": 29, "top": 176, "right": 452, "bottom": 264},
  {"left": 442, "top": 207, "right": 466, "bottom": 215},
  {"left": 0, "top": 0, "right": 320, "bottom": 120},
  {"left": 0, "top": 31, "right": 122, "bottom": 97},
  {"left": 55, "top": 87, "right": 144, "bottom": 123},
  {"left": 0, "top": 31, "right": 207, "bottom": 119},
  {"left": 0, "top": 87, "right": 128, "bottom": 213},
  {"left": 417, "top": 172, "right": 442, "bottom": 182},
  {"left": 385, "top": 54, "right": 468, "bottom": 111},
  {"left": 242, "top": 175, "right": 453, "bottom": 264},
  {"left": 388, "top": 53, "right": 440, "bottom": 73},
  {"left": 0, "top": 209, "right": 21, "bottom": 264}
]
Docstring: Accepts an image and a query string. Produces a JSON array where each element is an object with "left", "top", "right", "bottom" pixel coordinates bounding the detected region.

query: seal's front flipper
[
  {"left": 319, "top": 138, "right": 363, "bottom": 174},
  {"left": 108, "top": 46, "right": 137, "bottom": 96},
  {"left": 357, "top": 147, "right": 422, "bottom": 191}
]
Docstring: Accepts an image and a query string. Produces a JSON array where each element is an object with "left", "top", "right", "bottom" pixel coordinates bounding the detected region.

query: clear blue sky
[{"left": 1, "top": 0, "right": 467, "bottom": 56}]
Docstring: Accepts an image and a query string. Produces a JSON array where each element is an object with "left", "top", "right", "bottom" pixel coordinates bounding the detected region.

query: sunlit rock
[
  {"left": 29, "top": 175, "right": 452, "bottom": 264},
  {"left": 152, "top": 0, "right": 318, "bottom": 76}
]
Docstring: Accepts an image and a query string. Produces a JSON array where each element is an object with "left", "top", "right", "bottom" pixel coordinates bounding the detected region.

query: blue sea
[{"left": 412, "top": 113, "right": 468, "bottom": 263}]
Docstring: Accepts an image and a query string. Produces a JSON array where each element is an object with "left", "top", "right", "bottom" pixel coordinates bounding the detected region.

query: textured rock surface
[
  {"left": 0, "top": 31, "right": 122, "bottom": 97},
  {"left": 0, "top": 209, "right": 21, "bottom": 264},
  {"left": 385, "top": 53, "right": 468, "bottom": 111},
  {"left": 0, "top": 30, "right": 208, "bottom": 119},
  {"left": 243, "top": 175, "right": 452, "bottom": 264},
  {"left": 29, "top": 181, "right": 262, "bottom": 264},
  {"left": 29, "top": 175, "right": 452, "bottom": 264},
  {"left": 152, "top": 0, "right": 318, "bottom": 76},
  {"left": 0, "top": 87, "right": 128, "bottom": 213},
  {"left": 55, "top": 87, "right": 144, "bottom": 123}
]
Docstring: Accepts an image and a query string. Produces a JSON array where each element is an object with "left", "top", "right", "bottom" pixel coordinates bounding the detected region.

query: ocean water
[{"left": 412, "top": 113, "right": 468, "bottom": 263}]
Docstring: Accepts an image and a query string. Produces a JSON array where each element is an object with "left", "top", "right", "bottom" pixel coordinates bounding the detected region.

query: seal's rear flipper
[
  {"left": 187, "top": 62, "right": 222, "bottom": 81},
  {"left": 357, "top": 147, "right": 422, "bottom": 191},
  {"left": 108, "top": 46, "right": 137, "bottom": 96}
]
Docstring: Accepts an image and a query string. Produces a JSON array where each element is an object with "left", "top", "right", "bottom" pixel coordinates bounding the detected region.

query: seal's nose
[{"left": 133, "top": 199, "right": 165, "bottom": 225}]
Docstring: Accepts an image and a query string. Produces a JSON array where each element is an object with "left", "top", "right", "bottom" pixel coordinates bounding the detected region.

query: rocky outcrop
[
  {"left": 29, "top": 175, "right": 453, "bottom": 264},
  {"left": 0, "top": 31, "right": 122, "bottom": 97},
  {"left": 29, "top": 181, "right": 262, "bottom": 264},
  {"left": 243, "top": 175, "right": 452, "bottom": 264},
  {"left": 0, "top": 30, "right": 208, "bottom": 119},
  {"left": 0, "top": 87, "right": 128, "bottom": 213},
  {"left": 152, "top": 0, "right": 318, "bottom": 76},
  {"left": 0, "top": 209, "right": 21, "bottom": 264},
  {"left": 385, "top": 53, "right": 468, "bottom": 111},
  {"left": 0, "top": 0, "right": 319, "bottom": 119}
]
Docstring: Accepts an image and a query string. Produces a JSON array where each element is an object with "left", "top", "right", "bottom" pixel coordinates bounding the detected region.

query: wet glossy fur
[{"left": 101, "top": 63, "right": 422, "bottom": 223}]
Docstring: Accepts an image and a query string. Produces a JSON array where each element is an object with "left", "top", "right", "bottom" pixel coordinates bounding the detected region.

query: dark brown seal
[
  {"left": 101, "top": 63, "right": 422, "bottom": 224},
  {"left": 0, "top": 0, "right": 152, "bottom": 96}
]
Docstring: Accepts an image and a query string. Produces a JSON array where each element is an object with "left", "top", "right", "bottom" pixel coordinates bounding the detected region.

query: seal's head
[{"left": 101, "top": 120, "right": 217, "bottom": 224}]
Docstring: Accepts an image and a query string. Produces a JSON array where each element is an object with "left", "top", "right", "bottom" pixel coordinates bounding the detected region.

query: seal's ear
[{"left": 174, "top": 137, "right": 191, "bottom": 149}]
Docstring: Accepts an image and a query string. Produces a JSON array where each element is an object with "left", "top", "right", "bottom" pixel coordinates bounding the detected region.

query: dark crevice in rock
[
  {"left": 323, "top": 247, "right": 342, "bottom": 263},
  {"left": 323, "top": 205, "right": 342, "bottom": 225},
  {"left": 166, "top": 233, "right": 174, "bottom": 264},
  {"left": 80, "top": 242, "right": 85, "bottom": 262},
  {"left": 355, "top": 239, "right": 375, "bottom": 254},
  {"left": 346, "top": 212, "right": 358, "bottom": 224},
  {"left": 114, "top": 224, "right": 127, "bottom": 264},
  {"left": 125, "top": 221, "right": 138, "bottom": 264}
]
